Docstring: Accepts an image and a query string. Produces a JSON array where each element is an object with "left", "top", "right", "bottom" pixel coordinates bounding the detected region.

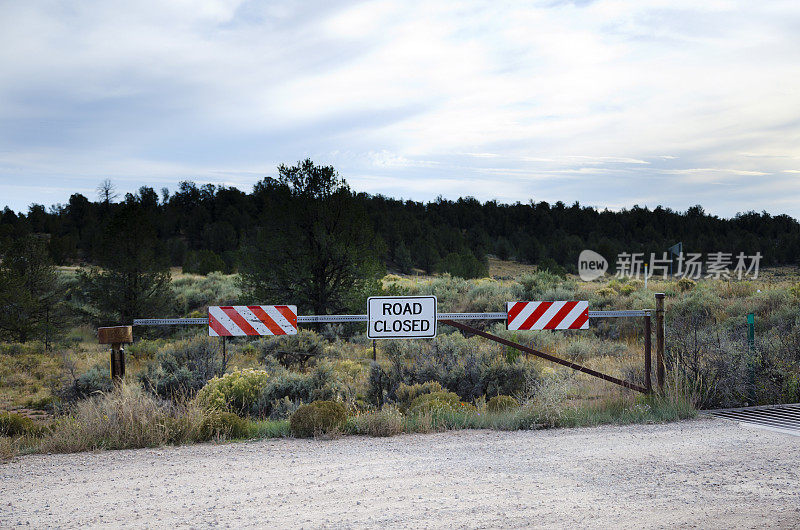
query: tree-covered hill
[{"left": 1, "top": 161, "right": 798, "bottom": 277}]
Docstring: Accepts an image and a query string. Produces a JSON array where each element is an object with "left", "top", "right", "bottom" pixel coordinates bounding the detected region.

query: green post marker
[{"left": 747, "top": 313, "right": 756, "bottom": 404}]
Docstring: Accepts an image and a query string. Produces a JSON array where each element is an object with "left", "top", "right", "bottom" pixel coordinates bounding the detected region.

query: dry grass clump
[
  {"left": 37, "top": 384, "right": 208, "bottom": 453},
  {"left": 1, "top": 436, "right": 18, "bottom": 462},
  {"left": 346, "top": 406, "right": 404, "bottom": 437}
]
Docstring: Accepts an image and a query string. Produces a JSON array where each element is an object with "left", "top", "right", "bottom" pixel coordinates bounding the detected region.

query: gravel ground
[{"left": 2, "top": 418, "right": 799, "bottom": 528}]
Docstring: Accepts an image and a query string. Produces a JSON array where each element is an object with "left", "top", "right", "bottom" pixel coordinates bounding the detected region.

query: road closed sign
[{"left": 367, "top": 296, "right": 437, "bottom": 339}]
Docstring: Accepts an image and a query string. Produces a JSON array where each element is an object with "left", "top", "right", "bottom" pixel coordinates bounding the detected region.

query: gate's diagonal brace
[{"left": 439, "top": 319, "right": 648, "bottom": 394}]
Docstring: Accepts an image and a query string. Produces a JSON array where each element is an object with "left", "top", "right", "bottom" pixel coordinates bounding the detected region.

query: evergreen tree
[
  {"left": 78, "top": 199, "right": 173, "bottom": 325},
  {"left": 239, "top": 159, "right": 384, "bottom": 314},
  {"left": 0, "top": 235, "right": 65, "bottom": 343}
]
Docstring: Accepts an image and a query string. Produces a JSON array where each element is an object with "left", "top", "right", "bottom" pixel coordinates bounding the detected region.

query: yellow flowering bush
[{"left": 195, "top": 369, "right": 272, "bottom": 416}]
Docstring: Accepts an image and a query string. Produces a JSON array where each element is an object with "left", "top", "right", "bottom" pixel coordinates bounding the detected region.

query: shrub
[
  {"left": 252, "top": 363, "right": 343, "bottom": 418},
  {"left": 347, "top": 405, "right": 404, "bottom": 437},
  {"left": 255, "top": 330, "right": 326, "bottom": 369},
  {"left": 519, "top": 270, "right": 567, "bottom": 299},
  {"left": 480, "top": 360, "right": 539, "bottom": 398},
  {"left": 408, "top": 391, "right": 462, "bottom": 415},
  {"left": 173, "top": 271, "right": 240, "bottom": 314},
  {"left": 487, "top": 395, "right": 519, "bottom": 413},
  {"left": 200, "top": 411, "right": 249, "bottom": 440},
  {"left": 436, "top": 251, "right": 488, "bottom": 279},
  {"left": 289, "top": 400, "right": 347, "bottom": 438},
  {"left": 265, "top": 396, "right": 304, "bottom": 420},
  {"left": 0, "top": 412, "right": 37, "bottom": 437},
  {"left": 790, "top": 282, "right": 800, "bottom": 300},
  {"left": 183, "top": 250, "right": 226, "bottom": 275},
  {"left": 196, "top": 369, "right": 272, "bottom": 415},
  {"left": 619, "top": 283, "right": 637, "bottom": 295},
  {"left": 597, "top": 287, "right": 615, "bottom": 297},
  {"left": 677, "top": 277, "right": 696, "bottom": 292},
  {"left": 59, "top": 364, "right": 114, "bottom": 403},
  {"left": 139, "top": 335, "right": 224, "bottom": 400},
  {"left": 379, "top": 332, "right": 539, "bottom": 403},
  {"left": 395, "top": 381, "right": 443, "bottom": 412}
]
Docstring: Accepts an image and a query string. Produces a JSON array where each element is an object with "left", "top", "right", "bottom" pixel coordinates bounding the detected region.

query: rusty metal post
[
  {"left": 372, "top": 339, "right": 377, "bottom": 361},
  {"left": 222, "top": 336, "right": 227, "bottom": 371},
  {"left": 655, "top": 293, "right": 665, "bottom": 392},
  {"left": 644, "top": 314, "right": 652, "bottom": 394}
]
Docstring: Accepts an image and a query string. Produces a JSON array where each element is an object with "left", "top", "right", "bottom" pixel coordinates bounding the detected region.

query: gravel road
[{"left": 2, "top": 418, "right": 799, "bottom": 528}]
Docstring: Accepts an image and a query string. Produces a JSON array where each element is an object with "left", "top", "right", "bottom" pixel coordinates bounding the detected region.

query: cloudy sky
[{"left": 1, "top": 0, "right": 799, "bottom": 217}]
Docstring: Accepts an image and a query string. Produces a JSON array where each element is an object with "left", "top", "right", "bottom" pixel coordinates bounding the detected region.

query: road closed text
[{"left": 367, "top": 296, "right": 437, "bottom": 339}]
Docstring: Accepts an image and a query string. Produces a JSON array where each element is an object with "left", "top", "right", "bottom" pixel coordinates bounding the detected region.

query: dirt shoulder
[{"left": 2, "top": 418, "right": 798, "bottom": 528}]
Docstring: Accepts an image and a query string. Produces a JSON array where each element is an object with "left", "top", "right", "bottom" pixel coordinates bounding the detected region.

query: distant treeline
[{"left": 1, "top": 178, "right": 799, "bottom": 277}]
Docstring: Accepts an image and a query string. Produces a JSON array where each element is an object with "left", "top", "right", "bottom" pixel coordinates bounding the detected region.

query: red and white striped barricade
[
  {"left": 506, "top": 301, "right": 589, "bottom": 330},
  {"left": 208, "top": 305, "right": 298, "bottom": 336}
]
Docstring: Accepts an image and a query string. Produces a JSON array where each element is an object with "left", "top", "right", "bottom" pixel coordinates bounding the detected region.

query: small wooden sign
[{"left": 98, "top": 326, "right": 133, "bottom": 345}]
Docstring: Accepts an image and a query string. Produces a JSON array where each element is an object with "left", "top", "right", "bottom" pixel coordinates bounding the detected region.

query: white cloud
[{"left": 0, "top": 0, "right": 799, "bottom": 217}]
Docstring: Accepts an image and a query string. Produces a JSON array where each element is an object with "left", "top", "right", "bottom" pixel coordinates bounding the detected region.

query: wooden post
[
  {"left": 98, "top": 326, "right": 133, "bottom": 385},
  {"left": 655, "top": 293, "right": 665, "bottom": 392},
  {"left": 110, "top": 344, "right": 125, "bottom": 383},
  {"left": 644, "top": 313, "right": 652, "bottom": 394}
]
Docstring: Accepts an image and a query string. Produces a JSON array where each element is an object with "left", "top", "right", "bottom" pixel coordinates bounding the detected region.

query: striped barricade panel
[
  {"left": 506, "top": 301, "right": 589, "bottom": 330},
  {"left": 208, "top": 305, "right": 298, "bottom": 336}
]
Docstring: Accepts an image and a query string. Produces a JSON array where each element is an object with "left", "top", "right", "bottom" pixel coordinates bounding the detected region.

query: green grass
[
  {"left": 247, "top": 419, "right": 291, "bottom": 438},
  {"left": 395, "top": 392, "right": 696, "bottom": 434}
]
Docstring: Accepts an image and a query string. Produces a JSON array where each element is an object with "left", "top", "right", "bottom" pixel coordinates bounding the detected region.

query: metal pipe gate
[{"left": 133, "top": 303, "right": 665, "bottom": 394}]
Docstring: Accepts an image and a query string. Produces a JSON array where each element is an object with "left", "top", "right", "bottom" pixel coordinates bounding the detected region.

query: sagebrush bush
[
  {"left": 676, "top": 277, "right": 696, "bottom": 292},
  {"left": 173, "top": 271, "right": 240, "bottom": 314},
  {"left": 196, "top": 369, "right": 272, "bottom": 415},
  {"left": 252, "top": 363, "right": 343, "bottom": 418},
  {"left": 200, "top": 411, "right": 250, "bottom": 440},
  {"left": 379, "top": 332, "right": 539, "bottom": 404},
  {"left": 395, "top": 381, "right": 443, "bottom": 412},
  {"left": 0, "top": 412, "right": 38, "bottom": 437},
  {"left": 519, "top": 271, "right": 574, "bottom": 300},
  {"left": 59, "top": 363, "right": 113, "bottom": 403},
  {"left": 139, "top": 335, "right": 224, "bottom": 400},
  {"left": 289, "top": 400, "right": 347, "bottom": 437},
  {"left": 255, "top": 330, "right": 326, "bottom": 369},
  {"left": 266, "top": 396, "right": 303, "bottom": 420},
  {"left": 790, "top": 282, "right": 800, "bottom": 300},
  {"left": 487, "top": 395, "right": 519, "bottom": 413},
  {"left": 0, "top": 342, "right": 44, "bottom": 356},
  {"left": 408, "top": 391, "right": 462, "bottom": 415},
  {"left": 596, "top": 287, "right": 615, "bottom": 297}
]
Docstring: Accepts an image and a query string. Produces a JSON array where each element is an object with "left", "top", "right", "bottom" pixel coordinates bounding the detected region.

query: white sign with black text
[{"left": 367, "top": 296, "right": 437, "bottom": 339}]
